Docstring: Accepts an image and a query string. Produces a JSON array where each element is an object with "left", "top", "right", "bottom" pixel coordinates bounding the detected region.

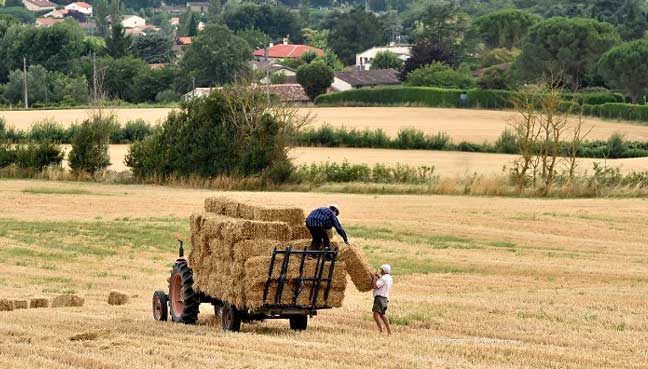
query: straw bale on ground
[
  {"left": 30, "top": 298, "right": 49, "bottom": 308},
  {"left": 51, "top": 294, "right": 84, "bottom": 308},
  {"left": 0, "top": 299, "right": 13, "bottom": 311},
  {"left": 339, "top": 245, "right": 374, "bottom": 292},
  {"left": 107, "top": 290, "right": 129, "bottom": 305},
  {"left": 12, "top": 299, "right": 28, "bottom": 309}
]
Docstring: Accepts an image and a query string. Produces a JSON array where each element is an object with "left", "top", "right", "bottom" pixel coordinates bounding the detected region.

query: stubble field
[
  {"left": 0, "top": 179, "right": 646, "bottom": 369},
  {"left": 4, "top": 106, "right": 648, "bottom": 142}
]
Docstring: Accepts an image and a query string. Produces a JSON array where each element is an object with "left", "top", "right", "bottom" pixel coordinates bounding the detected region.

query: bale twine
[
  {"left": 107, "top": 290, "right": 129, "bottom": 305},
  {"left": 339, "top": 245, "right": 373, "bottom": 292},
  {"left": 30, "top": 298, "right": 50, "bottom": 308},
  {"left": 11, "top": 299, "right": 28, "bottom": 309},
  {"left": 51, "top": 294, "right": 85, "bottom": 308},
  {"left": 0, "top": 299, "right": 13, "bottom": 311}
]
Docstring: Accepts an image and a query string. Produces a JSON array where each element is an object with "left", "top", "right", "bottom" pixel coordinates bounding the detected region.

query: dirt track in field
[
  {"left": 4, "top": 107, "right": 648, "bottom": 142},
  {"left": 0, "top": 179, "right": 647, "bottom": 369}
]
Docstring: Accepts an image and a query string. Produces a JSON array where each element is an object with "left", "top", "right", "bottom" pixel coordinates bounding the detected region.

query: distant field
[
  {"left": 86, "top": 144, "right": 647, "bottom": 175},
  {"left": 1, "top": 180, "right": 646, "bottom": 369},
  {"left": 5, "top": 107, "right": 648, "bottom": 143}
]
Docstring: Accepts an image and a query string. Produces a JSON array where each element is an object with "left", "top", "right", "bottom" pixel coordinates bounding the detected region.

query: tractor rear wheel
[
  {"left": 220, "top": 302, "right": 241, "bottom": 332},
  {"left": 289, "top": 315, "right": 308, "bottom": 331},
  {"left": 152, "top": 290, "right": 168, "bottom": 321},
  {"left": 168, "top": 261, "right": 200, "bottom": 324}
]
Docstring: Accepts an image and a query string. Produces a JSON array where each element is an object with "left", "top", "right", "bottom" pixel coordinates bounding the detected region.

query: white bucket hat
[{"left": 329, "top": 204, "right": 340, "bottom": 215}]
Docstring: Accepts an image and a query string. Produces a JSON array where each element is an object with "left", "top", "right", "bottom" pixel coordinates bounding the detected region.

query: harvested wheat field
[
  {"left": 0, "top": 179, "right": 646, "bottom": 369},
  {"left": 4, "top": 107, "right": 648, "bottom": 142},
  {"left": 84, "top": 144, "right": 648, "bottom": 175}
]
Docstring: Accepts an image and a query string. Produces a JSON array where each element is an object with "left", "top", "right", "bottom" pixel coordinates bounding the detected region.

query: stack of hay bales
[{"left": 189, "top": 197, "right": 347, "bottom": 310}]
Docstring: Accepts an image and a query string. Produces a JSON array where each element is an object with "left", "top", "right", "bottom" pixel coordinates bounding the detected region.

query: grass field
[
  {"left": 5, "top": 107, "right": 648, "bottom": 143},
  {"left": 0, "top": 179, "right": 646, "bottom": 369}
]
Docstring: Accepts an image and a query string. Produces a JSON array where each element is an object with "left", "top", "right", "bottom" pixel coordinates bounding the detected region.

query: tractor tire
[
  {"left": 168, "top": 261, "right": 200, "bottom": 324},
  {"left": 289, "top": 315, "right": 308, "bottom": 331},
  {"left": 152, "top": 290, "right": 169, "bottom": 321},
  {"left": 220, "top": 302, "right": 241, "bottom": 332}
]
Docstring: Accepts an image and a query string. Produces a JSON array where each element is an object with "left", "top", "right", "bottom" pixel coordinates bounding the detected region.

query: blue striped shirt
[{"left": 305, "top": 207, "right": 348, "bottom": 243}]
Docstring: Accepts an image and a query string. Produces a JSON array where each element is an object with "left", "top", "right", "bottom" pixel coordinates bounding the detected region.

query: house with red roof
[
  {"left": 22, "top": 0, "right": 56, "bottom": 12},
  {"left": 36, "top": 17, "right": 64, "bottom": 27},
  {"left": 65, "top": 2, "right": 93, "bottom": 16},
  {"left": 253, "top": 41, "right": 324, "bottom": 61}
]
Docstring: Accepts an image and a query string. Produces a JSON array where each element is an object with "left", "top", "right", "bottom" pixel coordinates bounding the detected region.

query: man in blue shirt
[{"left": 305, "top": 204, "right": 350, "bottom": 250}]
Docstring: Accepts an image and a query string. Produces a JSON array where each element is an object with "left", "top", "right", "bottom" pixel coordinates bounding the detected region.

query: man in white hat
[
  {"left": 371, "top": 264, "right": 393, "bottom": 334},
  {"left": 305, "top": 204, "right": 350, "bottom": 251}
]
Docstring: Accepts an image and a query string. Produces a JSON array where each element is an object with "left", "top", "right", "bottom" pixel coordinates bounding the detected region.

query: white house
[
  {"left": 64, "top": 2, "right": 93, "bottom": 16},
  {"left": 22, "top": 0, "right": 56, "bottom": 12},
  {"left": 356, "top": 44, "right": 411, "bottom": 70},
  {"left": 121, "top": 15, "right": 146, "bottom": 29}
]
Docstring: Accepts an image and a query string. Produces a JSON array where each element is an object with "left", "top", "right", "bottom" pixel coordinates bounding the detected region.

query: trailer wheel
[
  {"left": 220, "top": 302, "right": 241, "bottom": 332},
  {"left": 168, "top": 261, "right": 200, "bottom": 324},
  {"left": 152, "top": 290, "right": 169, "bottom": 321},
  {"left": 289, "top": 315, "right": 308, "bottom": 331}
]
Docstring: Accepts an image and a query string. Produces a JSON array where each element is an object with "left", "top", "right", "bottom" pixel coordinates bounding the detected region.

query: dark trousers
[{"left": 307, "top": 226, "right": 330, "bottom": 251}]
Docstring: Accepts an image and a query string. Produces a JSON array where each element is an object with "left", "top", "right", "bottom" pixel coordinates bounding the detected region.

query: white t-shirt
[{"left": 373, "top": 274, "right": 393, "bottom": 298}]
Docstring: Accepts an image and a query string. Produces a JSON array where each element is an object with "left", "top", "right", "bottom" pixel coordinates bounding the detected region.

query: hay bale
[
  {"left": 232, "top": 239, "right": 282, "bottom": 262},
  {"left": 252, "top": 207, "right": 305, "bottom": 227},
  {"left": 107, "top": 290, "right": 128, "bottom": 305},
  {"left": 11, "top": 299, "right": 28, "bottom": 309},
  {"left": 204, "top": 197, "right": 305, "bottom": 226},
  {"left": 30, "top": 298, "right": 49, "bottom": 308},
  {"left": 51, "top": 294, "right": 85, "bottom": 308},
  {"left": 340, "top": 245, "right": 373, "bottom": 292},
  {"left": 0, "top": 299, "right": 13, "bottom": 311},
  {"left": 290, "top": 225, "right": 311, "bottom": 240}
]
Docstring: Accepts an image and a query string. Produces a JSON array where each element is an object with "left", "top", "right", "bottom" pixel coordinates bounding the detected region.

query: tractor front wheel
[
  {"left": 168, "top": 261, "right": 200, "bottom": 324},
  {"left": 152, "top": 290, "right": 168, "bottom": 321}
]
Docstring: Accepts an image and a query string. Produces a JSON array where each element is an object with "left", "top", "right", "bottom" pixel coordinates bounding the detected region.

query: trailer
[{"left": 152, "top": 240, "right": 339, "bottom": 332}]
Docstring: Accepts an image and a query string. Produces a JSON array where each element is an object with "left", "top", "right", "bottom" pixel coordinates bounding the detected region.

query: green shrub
[
  {"left": 29, "top": 119, "right": 68, "bottom": 143},
  {"left": 122, "top": 120, "right": 153, "bottom": 143},
  {"left": 405, "top": 62, "right": 475, "bottom": 89},
  {"left": 0, "top": 146, "right": 16, "bottom": 168},
  {"left": 68, "top": 113, "right": 114, "bottom": 175},
  {"left": 477, "top": 66, "right": 509, "bottom": 90},
  {"left": 13, "top": 142, "right": 63, "bottom": 170},
  {"left": 494, "top": 129, "right": 518, "bottom": 154},
  {"left": 126, "top": 87, "right": 294, "bottom": 180},
  {"left": 155, "top": 89, "right": 177, "bottom": 103}
]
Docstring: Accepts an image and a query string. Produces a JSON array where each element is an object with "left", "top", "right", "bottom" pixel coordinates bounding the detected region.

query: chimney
[
  {"left": 269, "top": 42, "right": 274, "bottom": 48},
  {"left": 282, "top": 37, "right": 288, "bottom": 45}
]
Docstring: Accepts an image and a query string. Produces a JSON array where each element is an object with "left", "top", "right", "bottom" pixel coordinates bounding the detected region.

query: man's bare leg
[
  {"left": 373, "top": 311, "right": 383, "bottom": 333},
  {"left": 380, "top": 314, "right": 391, "bottom": 335}
]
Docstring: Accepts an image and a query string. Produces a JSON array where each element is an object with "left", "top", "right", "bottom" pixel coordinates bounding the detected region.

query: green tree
[
  {"left": 477, "top": 66, "right": 509, "bottom": 90},
  {"left": 181, "top": 24, "right": 251, "bottom": 87},
  {"left": 514, "top": 17, "right": 620, "bottom": 90},
  {"left": 404, "top": 0, "right": 470, "bottom": 46},
  {"left": 236, "top": 28, "right": 268, "bottom": 50},
  {"left": 132, "top": 33, "right": 174, "bottom": 63},
  {"left": 0, "top": 22, "right": 85, "bottom": 82},
  {"left": 303, "top": 28, "right": 329, "bottom": 49},
  {"left": 207, "top": 0, "right": 221, "bottom": 24},
  {"left": 94, "top": 56, "right": 148, "bottom": 101},
  {"left": 125, "top": 86, "right": 294, "bottom": 179},
  {"left": 179, "top": 9, "right": 199, "bottom": 37},
  {"left": 402, "top": 38, "right": 457, "bottom": 79},
  {"left": 3, "top": 65, "right": 49, "bottom": 106},
  {"left": 314, "top": 50, "right": 344, "bottom": 71},
  {"left": 95, "top": 0, "right": 110, "bottom": 37},
  {"left": 133, "top": 66, "right": 176, "bottom": 102},
  {"left": 598, "top": 39, "right": 648, "bottom": 103},
  {"left": 370, "top": 51, "right": 404, "bottom": 70},
  {"left": 473, "top": 9, "right": 540, "bottom": 49},
  {"left": 105, "top": 24, "right": 132, "bottom": 58},
  {"left": 223, "top": 3, "right": 303, "bottom": 43},
  {"left": 68, "top": 113, "right": 114, "bottom": 176},
  {"left": 296, "top": 60, "right": 333, "bottom": 100},
  {"left": 405, "top": 62, "right": 474, "bottom": 89},
  {"left": 324, "top": 7, "right": 385, "bottom": 65},
  {"left": 301, "top": 50, "right": 318, "bottom": 64},
  {"left": 480, "top": 47, "right": 520, "bottom": 67}
]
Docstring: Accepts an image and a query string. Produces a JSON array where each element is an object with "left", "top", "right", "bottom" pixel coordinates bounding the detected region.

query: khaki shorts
[{"left": 372, "top": 296, "right": 389, "bottom": 314}]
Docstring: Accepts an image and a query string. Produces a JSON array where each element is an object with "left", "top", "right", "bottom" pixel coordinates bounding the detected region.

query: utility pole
[
  {"left": 23, "top": 57, "right": 28, "bottom": 109},
  {"left": 192, "top": 76, "right": 196, "bottom": 98}
]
